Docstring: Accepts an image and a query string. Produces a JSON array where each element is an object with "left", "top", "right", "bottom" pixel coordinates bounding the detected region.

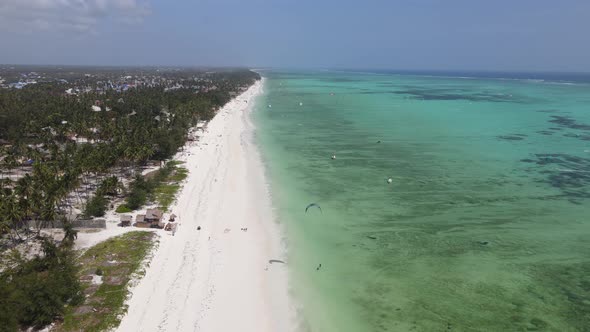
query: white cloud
[{"left": 0, "top": 0, "right": 150, "bottom": 32}]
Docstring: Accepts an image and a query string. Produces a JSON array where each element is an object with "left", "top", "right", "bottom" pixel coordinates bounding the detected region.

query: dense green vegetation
[
  {"left": 0, "top": 232, "right": 81, "bottom": 332},
  {"left": 154, "top": 162, "right": 188, "bottom": 211},
  {"left": 0, "top": 69, "right": 258, "bottom": 240},
  {"left": 83, "top": 176, "right": 122, "bottom": 217},
  {"left": 83, "top": 195, "right": 108, "bottom": 217},
  {"left": 0, "top": 159, "right": 80, "bottom": 239},
  {"left": 0, "top": 68, "right": 259, "bottom": 330},
  {"left": 124, "top": 175, "right": 152, "bottom": 211},
  {"left": 57, "top": 231, "right": 155, "bottom": 332},
  {"left": 118, "top": 161, "right": 187, "bottom": 212}
]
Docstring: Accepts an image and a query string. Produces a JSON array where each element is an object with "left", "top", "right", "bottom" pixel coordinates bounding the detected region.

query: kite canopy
[{"left": 305, "top": 203, "right": 322, "bottom": 213}]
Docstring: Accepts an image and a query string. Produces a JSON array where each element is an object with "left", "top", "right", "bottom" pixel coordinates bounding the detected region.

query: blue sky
[{"left": 0, "top": 0, "right": 589, "bottom": 71}]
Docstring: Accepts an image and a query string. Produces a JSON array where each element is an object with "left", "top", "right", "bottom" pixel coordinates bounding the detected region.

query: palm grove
[{"left": 0, "top": 68, "right": 260, "bottom": 330}]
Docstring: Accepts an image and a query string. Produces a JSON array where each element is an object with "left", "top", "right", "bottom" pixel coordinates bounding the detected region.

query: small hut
[
  {"left": 169, "top": 214, "right": 177, "bottom": 222},
  {"left": 145, "top": 209, "right": 164, "bottom": 228},
  {"left": 135, "top": 214, "right": 149, "bottom": 228},
  {"left": 165, "top": 222, "right": 178, "bottom": 236},
  {"left": 120, "top": 215, "right": 132, "bottom": 227}
]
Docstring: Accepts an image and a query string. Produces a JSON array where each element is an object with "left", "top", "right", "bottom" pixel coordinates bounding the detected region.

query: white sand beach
[{"left": 116, "top": 80, "right": 294, "bottom": 332}]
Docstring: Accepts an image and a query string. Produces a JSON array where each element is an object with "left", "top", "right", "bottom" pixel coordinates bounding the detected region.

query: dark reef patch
[
  {"left": 498, "top": 135, "right": 525, "bottom": 141},
  {"left": 563, "top": 133, "right": 590, "bottom": 141},
  {"left": 537, "top": 130, "right": 554, "bottom": 136},
  {"left": 358, "top": 91, "right": 388, "bottom": 95},
  {"left": 549, "top": 116, "right": 590, "bottom": 131},
  {"left": 523, "top": 153, "right": 590, "bottom": 200},
  {"left": 319, "top": 77, "right": 363, "bottom": 83},
  {"left": 391, "top": 89, "right": 520, "bottom": 103}
]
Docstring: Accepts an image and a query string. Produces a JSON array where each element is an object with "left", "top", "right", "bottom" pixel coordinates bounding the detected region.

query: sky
[{"left": 0, "top": 0, "right": 589, "bottom": 72}]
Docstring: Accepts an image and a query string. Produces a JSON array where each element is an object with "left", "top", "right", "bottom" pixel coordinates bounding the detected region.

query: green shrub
[
  {"left": 115, "top": 205, "right": 132, "bottom": 213},
  {"left": 84, "top": 195, "right": 108, "bottom": 217},
  {"left": 121, "top": 162, "right": 186, "bottom": 212},
  {"left": 169, "top": 167, "right": 188, "bottom": 182},
  {"left": 130, "top": 174, "right": 154, "bottom": 193},
  {"left": 126, "top": 188, "right": 147, "bottom": 211}
]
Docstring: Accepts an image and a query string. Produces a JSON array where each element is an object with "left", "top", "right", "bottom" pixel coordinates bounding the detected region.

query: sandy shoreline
[{"left": 115, "top": 79, "right": 294, "bottom": 332}]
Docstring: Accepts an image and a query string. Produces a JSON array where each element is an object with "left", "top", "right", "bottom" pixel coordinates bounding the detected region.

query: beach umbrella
[{"left": 305, "top": 203, "right": 322, "bottom": 213}]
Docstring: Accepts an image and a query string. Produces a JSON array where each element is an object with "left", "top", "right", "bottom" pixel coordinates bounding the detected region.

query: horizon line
[{"left": 1, "top": 64, "right": 590, "bottom": 75}]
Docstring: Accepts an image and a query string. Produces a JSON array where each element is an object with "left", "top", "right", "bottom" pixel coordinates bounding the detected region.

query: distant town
[{"left": 0, "top": 65, "right": 251, "bottom": 94}]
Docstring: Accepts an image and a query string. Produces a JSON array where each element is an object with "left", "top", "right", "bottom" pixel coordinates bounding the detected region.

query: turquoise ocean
[{"left": 252, "top": 70, "right": 590, "bottom": 332}]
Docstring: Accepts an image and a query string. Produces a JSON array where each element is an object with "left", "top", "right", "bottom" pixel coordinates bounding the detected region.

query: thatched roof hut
[
  {"left": 120, "top": 215, "right": 132, "bottom": 227},
  {"left": 145, "top": 209, "right": 163, "bottom": 222}
]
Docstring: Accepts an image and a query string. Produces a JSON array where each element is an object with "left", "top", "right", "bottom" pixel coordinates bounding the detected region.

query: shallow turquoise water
[{"left": 253, "top": 71, "right": 590, "bottom": 332}]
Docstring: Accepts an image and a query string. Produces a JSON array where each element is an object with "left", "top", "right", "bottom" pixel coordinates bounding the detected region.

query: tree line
[
  {"left": 0, "top": 69, "right": 259, "bottom": 241},
  {"left": 0, "top": 68, "right": 259, "bottom": 331}
]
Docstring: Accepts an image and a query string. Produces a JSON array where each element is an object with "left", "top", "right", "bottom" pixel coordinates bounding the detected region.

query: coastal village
[
  {"left": 0, "top": 65, "right": 247, "bottom": 93},
  {"left": 0, "top": 67, "right": 245, "bottom": 233},
  {"left": 0, "top": 66, "right": 262, "bottom": 331}
]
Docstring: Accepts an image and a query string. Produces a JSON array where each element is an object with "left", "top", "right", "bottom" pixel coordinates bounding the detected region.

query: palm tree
[
  {"left": 5, "top": 192, "right": 25, "bottom": 242},
  {"left": 61, "top": 219, "right": 78, "bottom": 248}
]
